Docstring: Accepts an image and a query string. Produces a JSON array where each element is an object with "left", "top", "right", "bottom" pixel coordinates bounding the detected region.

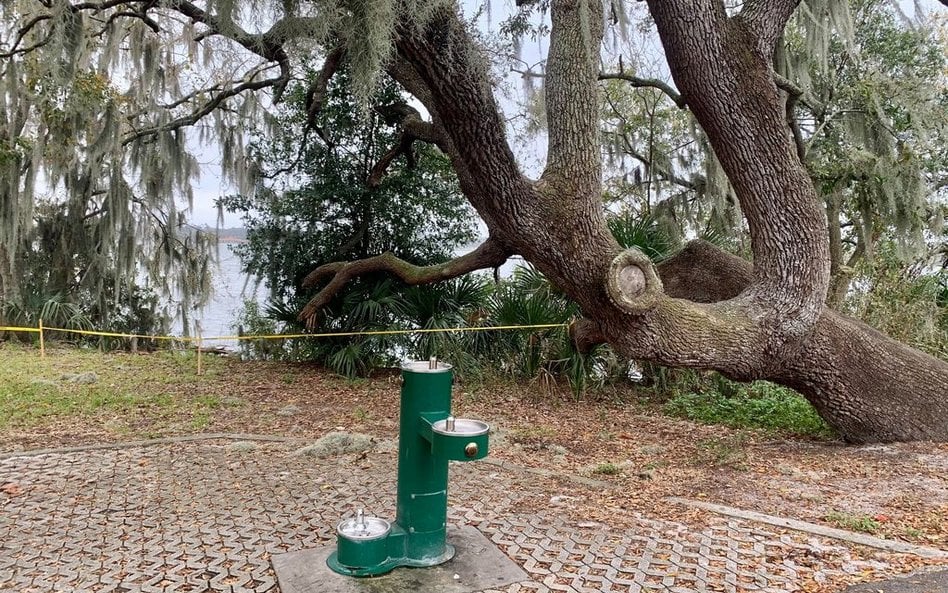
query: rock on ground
[{"left": 294, "top": 432, "right": 375, "bottom": 458}]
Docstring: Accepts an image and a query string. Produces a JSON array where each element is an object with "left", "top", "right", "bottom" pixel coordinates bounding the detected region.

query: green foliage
[
  {"left": 592, "top": 462, "right": 621, "bottom": 475},
  {"left": 825, "top": 511, "right": 882, "bottom": 534},
  {"left": 234, "top": 300, "right": 285, "bottom": 361},
  {"left": 843, "top": 241, "right": 948, "bottom": 359},
  {"left": 664, "top": 380, "right": 834, "bottom": 438},
  {"left": 1, "top": 227, "right": 176, "bottom": 348},
  {"left": 794, "top": 0, "right": 948, "bottom": 253},
  {"left": 221, "top": 66, "right": 478, "bottom": 376},
  {"left": 221, "top": 67, "right": 476, "bottom": 304}
]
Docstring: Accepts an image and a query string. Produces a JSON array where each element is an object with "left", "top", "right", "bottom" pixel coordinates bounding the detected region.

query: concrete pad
[
  {"left": 271, "top": 526, "right": 528, "bottom": 593},
  {"left": 843, "top": 569, "right": 948, "bottom": 593}
]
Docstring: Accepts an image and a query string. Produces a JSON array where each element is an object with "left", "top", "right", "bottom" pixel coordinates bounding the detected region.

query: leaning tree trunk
[
  {"left": 658, "top": 242, "right": 948, "bottom": 443},
  {"left": 301, "top": 0, "right": 948, "bottom": 443}
]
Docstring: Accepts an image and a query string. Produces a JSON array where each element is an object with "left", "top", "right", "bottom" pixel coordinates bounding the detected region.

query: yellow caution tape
[
  {"left": 0, "top": 326, "right": 41, "bottom": 333},
  {"left": 43, "top": 327, "right": 195, "bottom": 341},
  {"left": 203, "top": 323, "right": 569, "bottom": 342},
  {"left": 34, "top": 323, "right": 569, "bottom": 343}
]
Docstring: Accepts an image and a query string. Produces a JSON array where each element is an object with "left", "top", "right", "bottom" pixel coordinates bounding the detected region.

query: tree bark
[{"left": 658, "top": 241, "right": 948, "bottom": 443}]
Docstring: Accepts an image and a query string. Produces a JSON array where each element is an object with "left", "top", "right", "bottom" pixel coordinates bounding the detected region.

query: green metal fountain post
[{"left": 326, "top": 358, "right": 489, "bottom": 577}]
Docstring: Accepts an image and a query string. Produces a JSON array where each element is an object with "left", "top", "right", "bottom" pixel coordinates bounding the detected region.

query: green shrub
[{"left": 664, "top": 380, "right": 834, "bottom": 437}]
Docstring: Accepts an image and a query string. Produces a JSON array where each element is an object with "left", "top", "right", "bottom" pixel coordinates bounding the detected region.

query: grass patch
[
  {"left": 509, "top": 426, "right": 556, "bottom": 444},
  {"left": 0, "top": 342, "right": 224, "bottom": 434},
  {"left": 664, "top": 381, "right": 833, "bottom": 437},
  {"left": 592, "top": 462, "right": 621, "bottom": 475},
  {"left": 352, "top": 406, "right": 370, "bottom": 422},
  {"left": 825, "top": 511, "right": 881, "bottom": 534}
]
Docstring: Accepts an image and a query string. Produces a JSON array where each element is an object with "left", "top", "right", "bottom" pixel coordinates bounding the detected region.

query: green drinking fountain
[{"left": 326, "top": 357, "right": 489, "bottom": 577}]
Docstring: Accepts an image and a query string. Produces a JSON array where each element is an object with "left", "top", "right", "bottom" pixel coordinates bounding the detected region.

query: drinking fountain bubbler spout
[{"left": 326, "top": 359, "right": 490, "bottom": 577}]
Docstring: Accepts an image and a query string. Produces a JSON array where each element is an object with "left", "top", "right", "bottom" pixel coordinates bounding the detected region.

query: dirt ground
[{"left": 3, "top": 351, "right": 947, "bottom": 561}]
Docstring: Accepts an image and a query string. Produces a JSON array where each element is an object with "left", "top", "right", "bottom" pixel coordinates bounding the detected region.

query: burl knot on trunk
[{"left": 606, "top": 248, "right": 664, "bottom": 315}]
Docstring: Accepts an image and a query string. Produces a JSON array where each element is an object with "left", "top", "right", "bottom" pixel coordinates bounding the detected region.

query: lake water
[{"left": 173, "top": 245, "right": 267, "bottom": 347}]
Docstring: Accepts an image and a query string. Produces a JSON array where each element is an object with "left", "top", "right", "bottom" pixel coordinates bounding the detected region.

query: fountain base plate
[{"left": 272, "top": 526, "right": 527, "bottom": 593}]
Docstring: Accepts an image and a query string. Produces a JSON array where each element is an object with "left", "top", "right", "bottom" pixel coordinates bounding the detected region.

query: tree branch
[
  {"left": 543, "top": 0, "right": 603, "bottom": 191},
  {"left": 123, "top": 70, "right": 283, "bottom": 144},
  {"left": 0, "top": 14, "right": 52, "bottom": 56},
  {"left": 305, "top": 46, "right": 345, "bottom": 131},
  {"left": 101, "top": 10, "right": 160, "bottom": 34},
  {"left": 367, "top": 105, "right": 446, "bottom": 187},
  {"left": 298, "top": 237, "right": 512, "bottom": 323},
  {"left": 165, "top": 0, "right": 292, "bottom": 100},
  {"left": 260, "top": 46, "right": 346, "bottom": 178},
  {"left": 614, "top": 129, "right": 702, "bottom": 191},
  {"left": 777, "top": 73, "right": 807, "bottom": 162},
  {"left": 656, "top": 239, "right": 752, "bottom": 303},
  {"left": 599, "top": 72, "right": 686, "bottom": 109},
  {"left": 737, "top": 0, "right": 801, "bottom": 55},
  {"left": 606, "top": 247, "right": 665, "bottom": 315}
]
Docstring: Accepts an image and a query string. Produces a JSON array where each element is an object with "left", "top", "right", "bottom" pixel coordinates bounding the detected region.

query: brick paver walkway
[{"left": 0, "top": 438, "right": 924, "bottom": 592}]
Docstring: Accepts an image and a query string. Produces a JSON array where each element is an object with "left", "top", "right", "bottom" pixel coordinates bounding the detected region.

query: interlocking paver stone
[{"left": 0, "top": 439, "right": 924, "bottom": 592}]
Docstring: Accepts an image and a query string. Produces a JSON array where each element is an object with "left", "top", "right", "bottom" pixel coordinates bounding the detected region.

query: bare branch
[
  {"left": 773, "top": 72, "right": 801, "bottom": 97},
  {"left": 737, "top": 0, "right": 801, "bottom": 54},
  {"left": 367, "top": 104, "right": 446, "bottom": 187},
  {"left": 615, "top": 130, "right": 703, "bottom": 191},
  {"left": 166, "top": 0, "right": 292, "bottom": 100},
  {"left": 123, "top": 70, "right": 283, "bottom": 144},
  {"left": 0, "top": 37, "right": 53, "bottom": 58},
  {"left": 599, "top": 72, "right": 686, "bottom": 109},
  {"left": 0, "top": 14, "right": 52, "bottom": 55},
  {"left": 305, "top": 46, "right": 345, "bottom": 130},
  {"left": 773, "top": 73, "right": 807, "bottom": 162},
  {"left": 299, "top": 237, "right": 511, "bottom": 323},
  {"left": 102, "top": 10, "right": 161, "bottom": 34}
]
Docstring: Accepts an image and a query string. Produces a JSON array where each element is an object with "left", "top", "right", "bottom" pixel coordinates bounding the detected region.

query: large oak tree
[{"left": 2, "top": 0, "right": 946, "bottom": 442}]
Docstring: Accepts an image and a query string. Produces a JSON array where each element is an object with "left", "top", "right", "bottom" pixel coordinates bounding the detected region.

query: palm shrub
[
  {"left": 608, "top": 213, "right": 678, "bottom": 261},
  {"left": 249, "top": 277, "right": 406, "bottom": 374},
  {"left": 485, "top": 267, "right": 575, "bottom": 379},
  {"left": 393, "top": 275, "right": 493, "bottom": 377},
  {"left": 1, "top": 291, "right": 93, "bottom": 343}
]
